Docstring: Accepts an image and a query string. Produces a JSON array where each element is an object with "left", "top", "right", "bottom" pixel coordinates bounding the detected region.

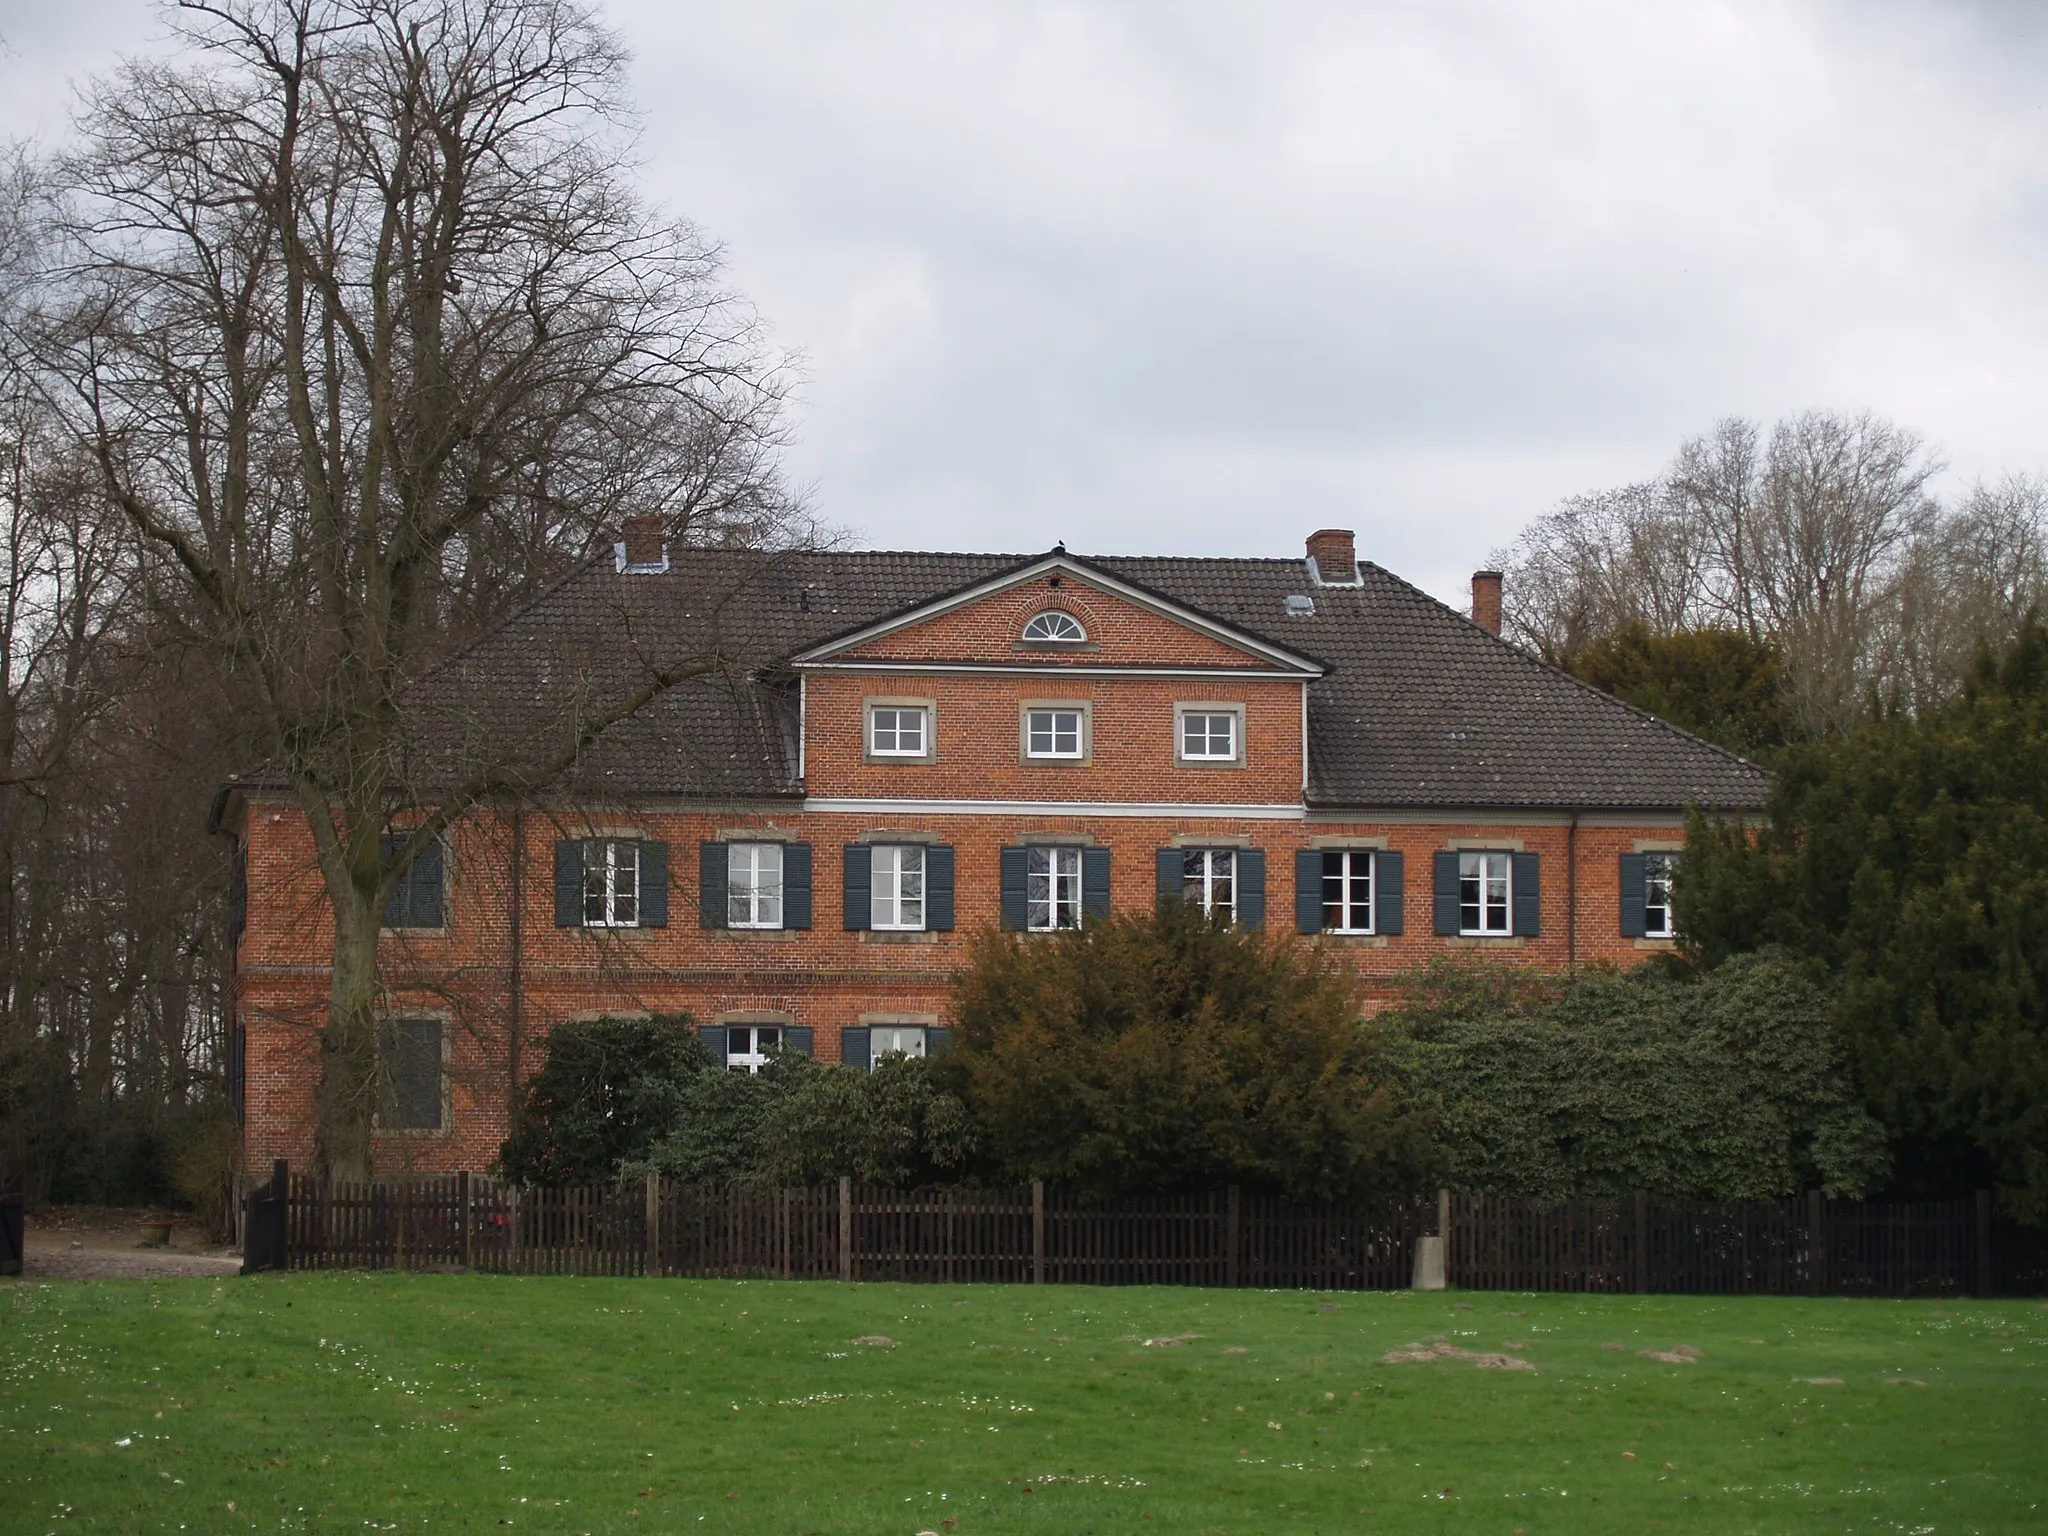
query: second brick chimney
[
  {"left": 1471, "top": 570, "right": 1503, "bottom": 636},
  {"left": 1305, "top": 528, "right": 1358, "bottom": 586},
  {"left": 618, "top": 514, "right": 667, "bottom": 572}
]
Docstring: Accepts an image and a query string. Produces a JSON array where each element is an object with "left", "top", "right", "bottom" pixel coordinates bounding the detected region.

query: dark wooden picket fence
[
  {"left": 0, "top": 1191, "right": 22, "bottom": 1277},
  {"left": 238, "top": 1164, "right": 2047, "bottom": 1296}
]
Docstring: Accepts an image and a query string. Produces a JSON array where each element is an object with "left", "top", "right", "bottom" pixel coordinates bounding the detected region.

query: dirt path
[{"left": 11, "top": 1205, "right": 243, "bottom": 1281}]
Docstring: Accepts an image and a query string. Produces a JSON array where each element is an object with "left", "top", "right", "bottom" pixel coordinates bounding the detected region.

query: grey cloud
[{"left": 6, "top": 0, "right": 2046, "bottom": 602}]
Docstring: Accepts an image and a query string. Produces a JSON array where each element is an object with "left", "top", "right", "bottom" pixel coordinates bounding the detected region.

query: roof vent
[{"left": 1283, "top": 593, "right": 1316, "bottom": 617}]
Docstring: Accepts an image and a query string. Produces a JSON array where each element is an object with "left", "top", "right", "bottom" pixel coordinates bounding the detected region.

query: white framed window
[
  {"left": 1644, "top": 852, "right": 1676, "bottom": 939},
  {"left": 1182, "top": 848, "right": 1237, "bottom": 920},
  {"left": 582, "top": 840, "right": 640, "bottom": 927},
  {"left": 1021, "top": 610, "right": 1087, "bottom": 644},
  {"left": 870, "top": 1024, "right": 928, "bottom": 1060},
  {"left": 1024, "top": 707, "right": 1086, "bottom": 760},
  {"left": 726, "top": 842, "right": 784, "bottom": 929},
  {"left": 1028, "top": 846, "right": 1083, "bottom": 931},
  {"left": 1459, "top": 851, "right": 1511, "bottom": 936},
  {"left": 1178, "top": 710, "right": 1240, "bottom": 762},
  {"left": 870, "top": 844, "right": 927, "bottom": 931},
  {"left": 868, "top": 705, "right": 929, "bottom": 757},
  {"left": 726, "top": 1023, "right": 782, "bottom": 1074},
  {"left": 1321, "top": 849, "right": 1375, "bottom": 933}
]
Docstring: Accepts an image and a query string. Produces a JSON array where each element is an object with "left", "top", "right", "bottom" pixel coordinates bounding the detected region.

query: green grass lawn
[{"left": 3, "top": 1274, "right": 2045, "bottom": 1535}]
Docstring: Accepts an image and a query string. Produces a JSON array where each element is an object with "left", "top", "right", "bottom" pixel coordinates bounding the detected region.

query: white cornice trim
[
  {"left": 789, "top": 555, "right": 1325, "bottom": 677},
  {"left": 802, "top": 796, "right": 1309, "bottom": 820},
  {"left": 795, "top": 660, "right": 1305, "bottom": 680}
]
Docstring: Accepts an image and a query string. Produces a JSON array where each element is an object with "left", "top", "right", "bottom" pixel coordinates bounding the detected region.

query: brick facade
[{"left": 224, "top": 541, "right": 1743, "bottom": 1175}]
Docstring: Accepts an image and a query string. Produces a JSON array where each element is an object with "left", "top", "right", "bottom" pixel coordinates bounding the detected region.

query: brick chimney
[
  {"left": 1305, "top": 528, "right": 1358, "bottom": 585},
  {"left": 618, "top": 514, "right": 666, "bottom": 572},
  {"left": 1471, "top": 570, "right": 1503, "bottom": 636}
]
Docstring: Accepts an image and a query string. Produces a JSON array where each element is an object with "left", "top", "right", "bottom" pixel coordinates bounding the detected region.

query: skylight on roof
[{"left": 1284, "top": 594, "right": 1316, "bottom": 617}]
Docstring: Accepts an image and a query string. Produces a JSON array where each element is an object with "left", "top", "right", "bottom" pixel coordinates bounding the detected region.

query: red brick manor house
[{"left": 218, "top": 525, "right": 1769, "bottom": 1174}]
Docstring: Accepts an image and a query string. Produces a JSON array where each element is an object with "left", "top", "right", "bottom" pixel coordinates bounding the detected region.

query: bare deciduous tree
[
  {"left": 22, "top": 0, "right": 803, "bottom": 1179},
  {"left": 1492, "top": 410, "right": 2027, "bottom": 740}
]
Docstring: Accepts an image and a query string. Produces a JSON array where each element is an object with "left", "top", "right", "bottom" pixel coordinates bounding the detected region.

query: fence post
[
  {"left": 643, "top": 1172, "right": 661, "bottom": 1278},
  {"left": 1031, "top": 1180, "right": 1044, "bottom": 1285},
  {"left": 1807, "top": 1188, "right": 1825, "bottom": 1296},
  {"left": 1976, "top": 1189, "right": 1993, "bottom": 1298},
  {"left": 1226, "top": 1185, "right": 1241, "bottom": 1289},
  {"left": 273, "top": 1160, "right": 290, "bottom": 1271},
  {"left": 459, "top": 1172, "right": 473, "bottom": 1270},
  {"left": 1633, "top": 1190, "right": 1648, "bottom": 1294},
  {"left": 838, "top": 1176, "right": 853, "bottom": 1283},
  {"left": 1437, "top": 1188, "right": 1452, "bottom": 1286},
  {"left": 509, "top": 1186, "right": 523, "bottom": 1274}
]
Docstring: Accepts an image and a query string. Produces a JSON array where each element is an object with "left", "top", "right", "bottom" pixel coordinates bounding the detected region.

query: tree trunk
[{"left": 315, "top": 883, "right": 382, "bottom": 1182}]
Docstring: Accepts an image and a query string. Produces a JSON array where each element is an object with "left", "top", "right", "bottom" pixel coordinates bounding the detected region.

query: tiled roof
[{"left": 407, "top": 545, "right": 1770, "bottom": 812}]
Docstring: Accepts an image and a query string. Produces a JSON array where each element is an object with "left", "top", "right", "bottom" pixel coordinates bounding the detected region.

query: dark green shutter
[
  {"left": 413, "top": 838, "right": 445, "bottom": 928},
  {"left": 1155, "top": 848, "right": 1182, "bottom": 909},
  {"left": 640, "top": 841, "right": 669, "bottom": 927},
  {"left": 1237, "top": 849, "right": 1266, "bottom": 929},
  {"left": 843, "top": 845, "right": 872, "bottom": 930},
  {"left": 1619, "top": 853, "right": 1648, "bottom": 938},
  {"left": 699, "top": 841, "right": 728, "bottom": 929},
  {"left": 840, "top": 1027, "right": 871, "bottom": 1071},
  {"left": 1081, "top": 847, "right": 1112, "bottom": 923},
  {"left": 384, "top": 835, "right": 446, "bottom": 929},
  {"left": 926, "top": 1025, "right": 951, "bottom": 1054},
  {"left": 926, "top": 845, "right": 956, "bottom": 931},
  {"left": 697, "top": 1024, "right": 727, "bottom": 1064},
  {"left": 554, "top": 840, "right": 584, "bottom": 927},
  {"left": 785, "top": 1026, "right": 813, "bottom": 1057},
  {"left": 999, "top": 848, "right": 1030, "bottom": 930},
  {"left": 1376, "top": 850, "right": 1404, "bottom": 935},
  {"left": 1295, "top": 848, "right": 1324, "bottom": 934},
  {"left": 381, "top": 833, "right": 404, "bottom": 925},
  {"left": 378, "top": 1017, "right": 443, "bottom": 1131},
  {"left": 784, "top": 842, "right": 813, "bottom": 929},
  {"left": 1432, "top": 851, "right": 1461, "bottom": 935},
  {"left": 1511, "top": 851, "right": 1541, "bottom": 937}
]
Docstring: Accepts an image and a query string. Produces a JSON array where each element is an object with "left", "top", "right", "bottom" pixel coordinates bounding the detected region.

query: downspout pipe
[
  {"left": 1566, "top": 810, "right": 1579, "bottom": 974},
  {"left": 508, "top": 802, "right": 524, "bottom": 1119}
]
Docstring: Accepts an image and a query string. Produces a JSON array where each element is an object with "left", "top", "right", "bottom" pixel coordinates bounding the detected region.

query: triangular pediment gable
[{"left": 789, "top": 553, "right": 1325, "bottom": 675}]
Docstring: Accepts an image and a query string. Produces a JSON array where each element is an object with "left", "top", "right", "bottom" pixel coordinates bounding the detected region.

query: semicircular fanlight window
[{"left": 1021, "top": 610, "right": 1087, "bottom": 643}]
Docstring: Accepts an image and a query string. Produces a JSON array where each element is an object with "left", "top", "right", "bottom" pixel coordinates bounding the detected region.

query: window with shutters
[
  {"left": 870, "top": 844, "right": 926, "bottom": 930},
  {"left": 871, "top": 1024, "right": 928, "bottom": 1060},
  {"left": 376, "top": 1016, "right": 444, "bottom": 1132},
  {"left": 1459, "top": 851, "right": 1512, "bottom": 936},
  {"left": 382, "top": 834, "right": 445, "bottom": 930},
  {"left": 1182, "top": 848, "right": 1237, "bottom": 921},
  {"left": 583, "top": 840, "right": 640, "bottom": 927},
  {"left": 726, "top": 843, "right": 784, "bottom": 929},
  {"left": 1176, "top": 706, "right": 1242, "bottom": 765},
  {"left": 866, "top": 703, "right": 931, "bottom": 758},
  {"left": 1321, "top": 849, "right": 1375, "bottom": 933},
  {"left": 726, "top": 1023, "right": 782, "bottom": 1074},
  {"left": 1022, "top": 705, "right": 1087, "bottom": 760},
  {"left": 1028, "top": 846, "right": 1083, "bottom": 931},
  {"left": 1643, "top": 852, "right": 1676, "bottom": 938}
]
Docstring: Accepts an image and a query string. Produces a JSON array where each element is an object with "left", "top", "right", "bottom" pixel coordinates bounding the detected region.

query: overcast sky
[{"left": 4, "top": 1, "right": 2044, "bottom": 606}]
